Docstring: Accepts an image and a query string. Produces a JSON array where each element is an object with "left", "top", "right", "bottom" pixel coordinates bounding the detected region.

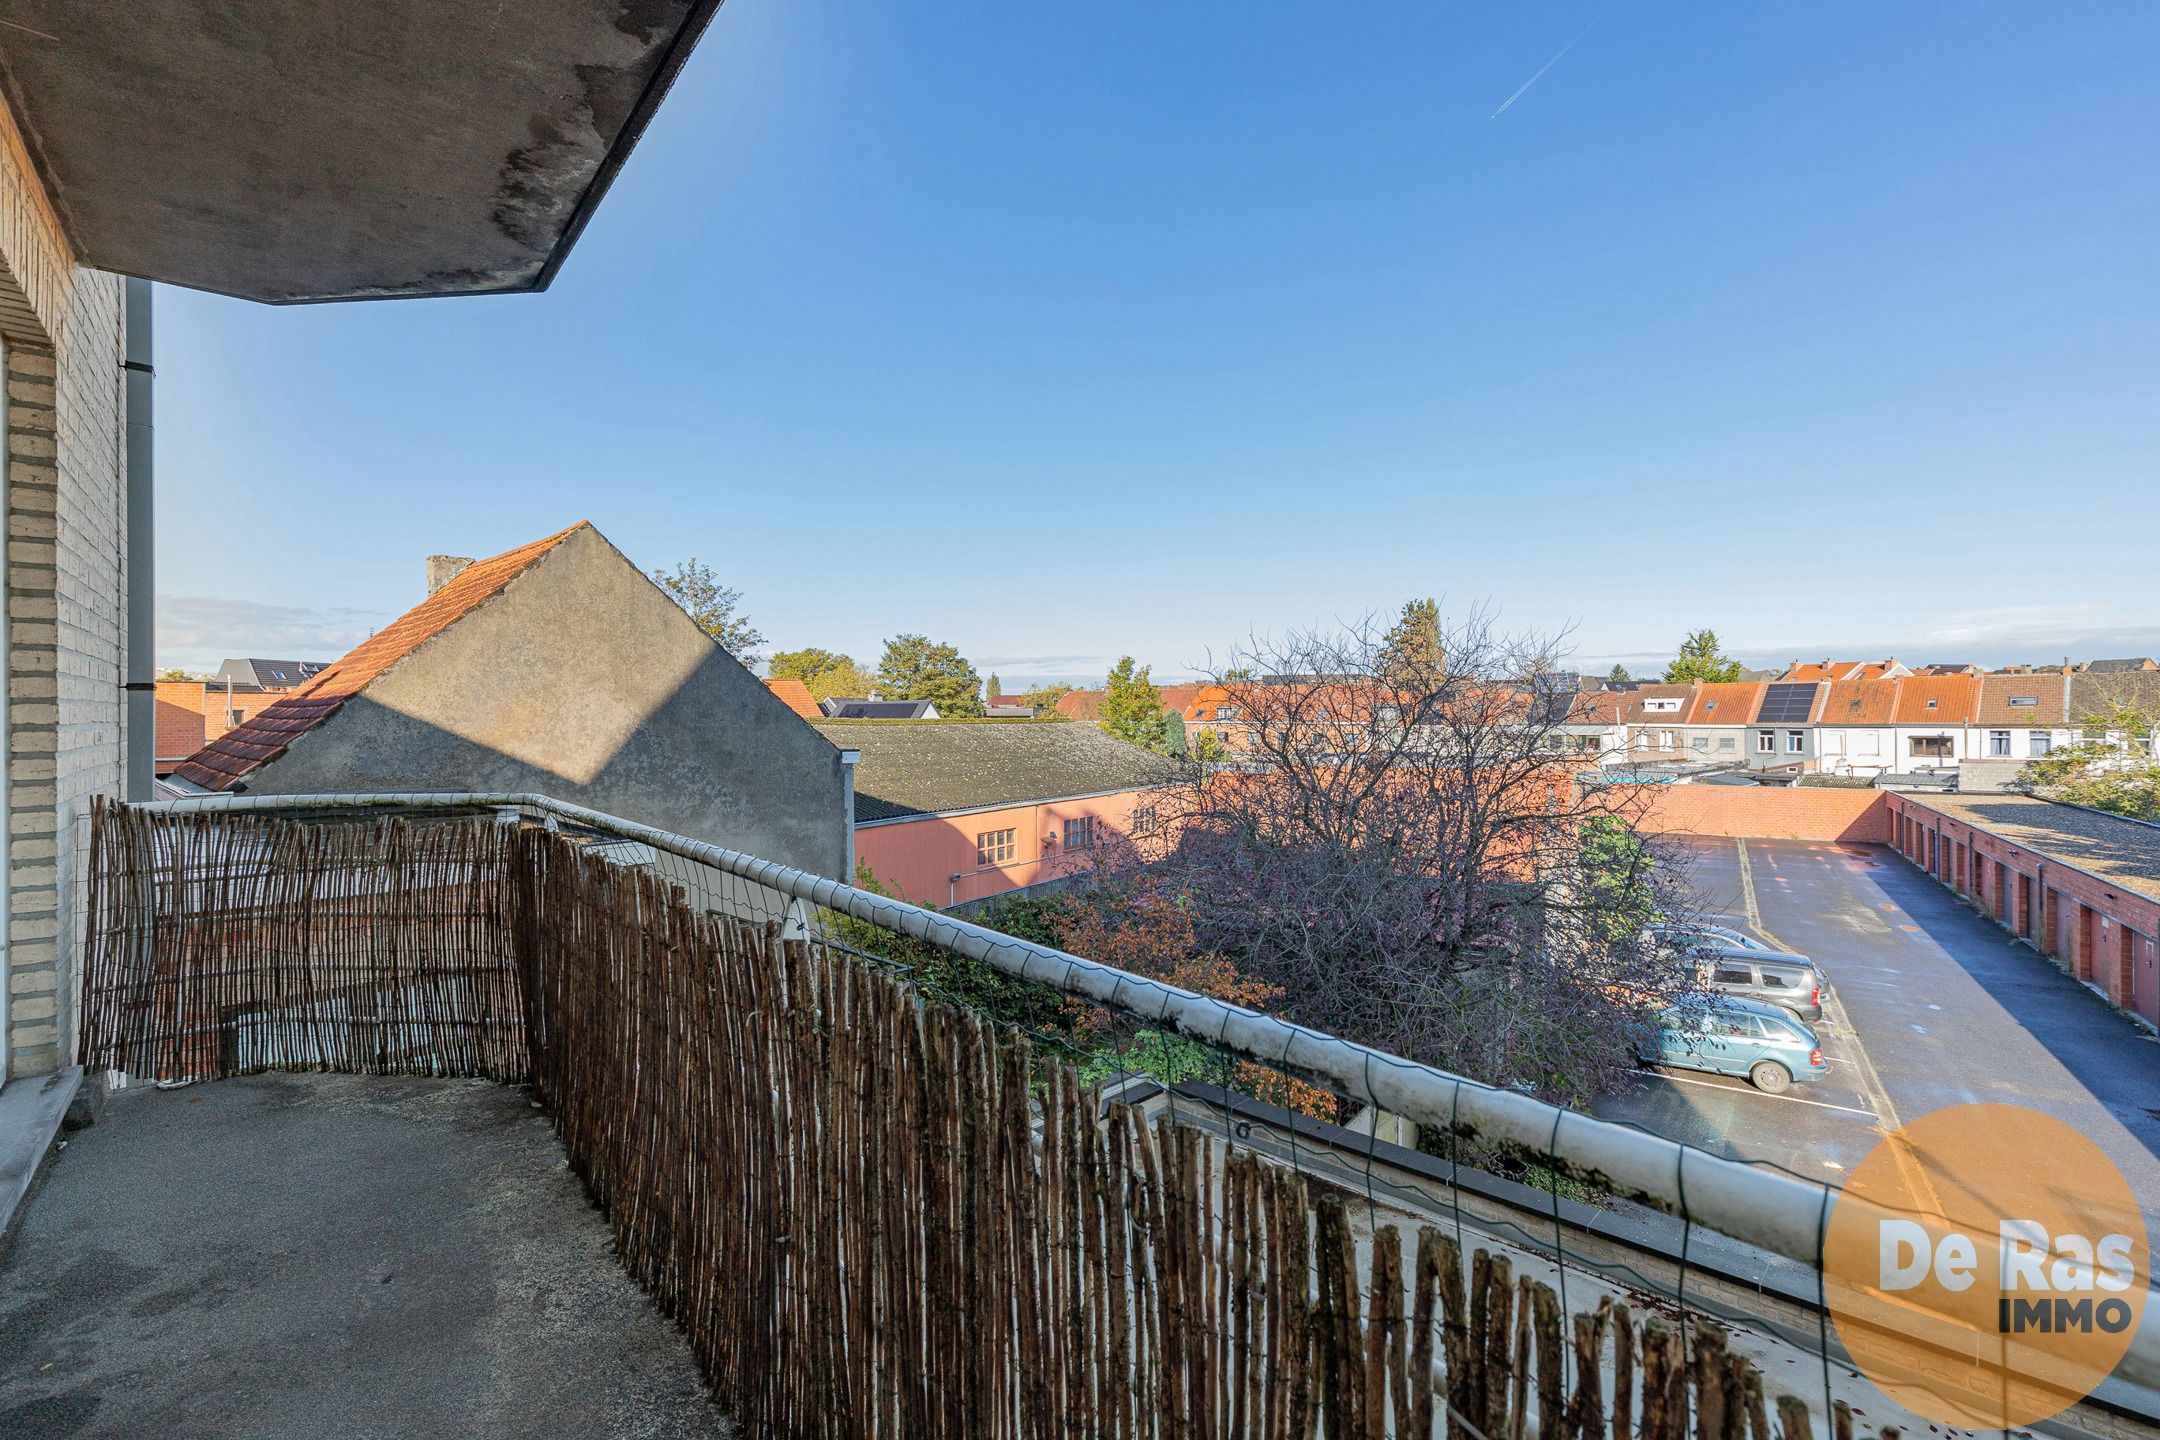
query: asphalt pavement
[{"left": 1596, "top": 838, "right": 2160, "bottom": 1221}]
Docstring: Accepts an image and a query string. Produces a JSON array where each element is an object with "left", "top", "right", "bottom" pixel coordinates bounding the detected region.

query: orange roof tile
[
  {"left": 1816, "top": 678, "right": 1899, "bottom": 726},
  {"left": 170, "top": 523, "right": 589, "bottom": 791},
  {"left": 1565, "top": 691, "right": 1627, "bottom": 725},
  {"left": 1055, "top": 689, "right": 1102, "bottom": 722},
  {"left": 1681, "top": 682, "right": 1764, "bottom": 725},
  {"left": 761, "top": 678, "right": 823, "bottom": 720},
  {"left": 1890, "top": 673, "right": 1980, "bottom": 725}
]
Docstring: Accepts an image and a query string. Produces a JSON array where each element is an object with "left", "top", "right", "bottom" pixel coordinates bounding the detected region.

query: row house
[{"left": 1580, "top": 670, "right": 2160, "bottom": 779}]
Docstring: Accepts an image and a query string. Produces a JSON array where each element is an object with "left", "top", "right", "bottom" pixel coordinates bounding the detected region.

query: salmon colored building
[
  {"left": 153, "top": 679, "right": 273, "bottom": 777},
  {"left": 818, "top": 720, "right": 1183, "bottom": 906}
]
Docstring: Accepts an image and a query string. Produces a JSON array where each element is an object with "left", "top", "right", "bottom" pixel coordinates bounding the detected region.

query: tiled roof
[
  {"left": 1681, "top": 682, "right": 1764, "bottom": 725},
  {"left": 1565, "top": 691, "right": 1627, "bottom": 725},
  {"left": 1889, "top": 674, "right": 1980, "bottom": 725},
  {"left": 1782, "top": 660, "right": 1899, "bottom": 682},
  {"left": 1974, "top": 672, "right": 2070, "bottom": 726},
  {"left": 2069, "top": 671, "right": 2160, "bottom": 725},
  {"left": 1055, "top": 689, "right": 1102, "bottom": 722},
  {"left": 2080, "top": 658, "right": 2157, "bottom": 673},
  {"left": 169, "top": 523, "right": 588, "bottom": 791},
  {"left": 817, "top": 720, "right": 1185, "bottom": 822},
  {"left": 1057, "top": 682, "right": 1207, "bottom": 723},
  {"left": 1620, "top": 684, "right": 1694, "bottom": 722},
  {"left": 213, "top": 657, "right": 331, "bottom": 689},
  {"left": 761, "top": 678, "right": 823, "bottom": 719},
  {"left": 1816, "top": 678, "right": 1898, "bottom": 726},
  {"left": 824, "top": 699, "right": 939, "bottom": 720}
]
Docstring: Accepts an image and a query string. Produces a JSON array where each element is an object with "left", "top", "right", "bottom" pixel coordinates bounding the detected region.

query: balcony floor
[{"left": 0, "top": 1073, "right": 732, "bottom": 1439}]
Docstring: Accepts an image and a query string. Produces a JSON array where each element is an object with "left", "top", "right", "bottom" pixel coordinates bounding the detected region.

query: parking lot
[{"left": 1595, "top": 837, "right": 2160, "bottom": 1218}]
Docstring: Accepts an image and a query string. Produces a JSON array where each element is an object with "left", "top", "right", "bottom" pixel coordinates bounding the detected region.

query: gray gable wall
[{"left": 244, "top": 526, "right": 848, "bottom": 877}]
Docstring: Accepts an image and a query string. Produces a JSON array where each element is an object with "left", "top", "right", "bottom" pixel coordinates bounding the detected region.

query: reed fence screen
[{"left": 82, "top": 800, "right": 1871, "bottom": 1440}]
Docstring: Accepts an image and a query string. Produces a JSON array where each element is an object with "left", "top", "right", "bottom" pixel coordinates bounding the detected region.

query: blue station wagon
[{"left": 1642, "top": 996, "right": 1827, "bottom": 1094}]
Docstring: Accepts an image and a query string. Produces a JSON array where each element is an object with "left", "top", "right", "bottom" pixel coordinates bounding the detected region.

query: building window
[
  {"left": 1131, "top": 805, "right": 1158, "bottom": 837},
  {"left": 2008, "top": 696, "right": 2037, "bottom": 707},
  {"left": 2030, "top": 731, "right": 2051, "bottom": 756},
  {"left": 1657, "top": 730, "right": 1675, "bottom": 750},
  {"left": 1757, "top": 730, "right": 1775, "bottom": 754},
  {"left": 1690, "top": 735, "right": 1708, "bottom": 752},
  {"left": 1786, "top": 730, "right": 1804, "bottom": 753},
  {"left": 1989, "top": 730, "right": 2011, "bottom": 757},
  {"left": 1062, "top": 817, "right": 1095, "bottom": 850},
  {"left": 1218, "top": 706, "right": 1239, "bottom": 721},
  {"left": 1909, "top": 736, "right": 1952, "bottom": 760},
  {"left": 975, "top": 829, "right": 1016, "bottom": 866},
  {"left": 1718, "top": 736, "right": 1736, "bottom": 752}
]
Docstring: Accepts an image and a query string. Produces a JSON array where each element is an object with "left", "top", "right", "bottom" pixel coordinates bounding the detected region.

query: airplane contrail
[{"left": 1491, "top": 0, "right": 1622, "bottom": 119}]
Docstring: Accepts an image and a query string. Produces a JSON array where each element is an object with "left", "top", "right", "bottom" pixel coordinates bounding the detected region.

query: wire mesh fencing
[{"left": 75, "top": 796, "right": 2158, "bottom": 1440}]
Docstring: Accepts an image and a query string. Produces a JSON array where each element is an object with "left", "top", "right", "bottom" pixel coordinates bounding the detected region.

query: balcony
[{"left": 5, "top": 793, "right": 2157, "bottom": 1438}]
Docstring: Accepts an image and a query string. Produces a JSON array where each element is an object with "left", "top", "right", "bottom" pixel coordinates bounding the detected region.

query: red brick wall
[
  {"left": 1625, "top": 784, "right": 1892, "bottom": 843},
  {"left": 1885, "top": 795, "right": 2160, "bottom": 1025}
]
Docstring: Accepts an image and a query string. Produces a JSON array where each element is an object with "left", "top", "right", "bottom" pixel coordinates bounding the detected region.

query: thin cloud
[
  {"left": 1492, "top": 0, "right": 1621, "bottom": 119},
  {"left": 157, "top": 594, "right": 385, "bottom": 671}
]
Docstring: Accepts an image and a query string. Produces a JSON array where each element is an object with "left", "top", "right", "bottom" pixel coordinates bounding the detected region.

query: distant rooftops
[
  {"left": 212, "top": 657, "right": 330, "bottom": 690},
  {"left": 816, "top": 719, "right": 1185, "bottom": 822},
  {"left": 760, "top": 679, "right": 823, "bottom": 720},
  {"left": 822, "top": 698, "right": 940, "bottom": 721}
]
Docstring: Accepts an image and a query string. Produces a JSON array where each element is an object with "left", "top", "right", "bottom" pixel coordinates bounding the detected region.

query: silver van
[{"left": 1697, "top": 949, "right": 1823, "bottom": 1022}]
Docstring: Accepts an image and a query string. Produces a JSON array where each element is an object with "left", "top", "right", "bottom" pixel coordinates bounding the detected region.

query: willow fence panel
[{"left": 80, "top": 799, "right": 1857, "bottom": 1440}]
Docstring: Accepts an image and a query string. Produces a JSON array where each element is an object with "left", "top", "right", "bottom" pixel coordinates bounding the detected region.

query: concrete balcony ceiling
[{"left": 0, "top": 0, "right": 721, "bottom": 302}]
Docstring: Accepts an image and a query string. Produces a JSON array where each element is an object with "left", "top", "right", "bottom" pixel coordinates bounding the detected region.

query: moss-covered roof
[
  {"left": 817, "top": 720, "right": 1187, "bottom": 822},
  {"left": 1904, "top": 793, "right": 2160, "bottom": 904}
]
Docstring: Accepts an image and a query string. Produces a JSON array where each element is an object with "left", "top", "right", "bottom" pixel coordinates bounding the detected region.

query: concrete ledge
[{"left": 0, "top": 1066, "right": 83, "bottom": 1241}]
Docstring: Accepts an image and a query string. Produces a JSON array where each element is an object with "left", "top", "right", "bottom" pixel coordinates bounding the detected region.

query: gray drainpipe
[
  {"left": 123, "top": 279, "right": 153, "bottom": 800},
  {"left": 838, "top": 748, "right": 859, "bottom": 882}
]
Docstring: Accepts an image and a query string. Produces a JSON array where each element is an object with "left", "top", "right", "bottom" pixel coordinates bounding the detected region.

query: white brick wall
[{"left": 0, "top": 100, "right": 128, "bottom": 1077}]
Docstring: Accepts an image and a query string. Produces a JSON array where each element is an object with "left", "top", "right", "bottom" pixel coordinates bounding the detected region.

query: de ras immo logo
[{"left": 1822, "top": 1104, "right": 2150, "bottom": 1429}]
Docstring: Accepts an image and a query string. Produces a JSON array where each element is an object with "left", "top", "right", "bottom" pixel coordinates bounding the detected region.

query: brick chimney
[{"left": 426, "top": 555, "right": 475, "bottom": 595}]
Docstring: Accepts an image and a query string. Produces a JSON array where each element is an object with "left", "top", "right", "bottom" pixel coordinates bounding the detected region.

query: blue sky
[{"left": 156, "top": 2, "right": 2160, "bottom": 682}]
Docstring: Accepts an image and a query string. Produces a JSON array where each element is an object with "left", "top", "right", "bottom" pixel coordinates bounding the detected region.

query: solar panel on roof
[{"left": 1758, "top": 683, "right": 1817, "bottom": 723}]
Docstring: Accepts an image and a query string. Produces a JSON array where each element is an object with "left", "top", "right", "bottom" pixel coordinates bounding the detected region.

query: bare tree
[{"left": 1144, "top": 606, "right": 1696, "bottom": 1106}]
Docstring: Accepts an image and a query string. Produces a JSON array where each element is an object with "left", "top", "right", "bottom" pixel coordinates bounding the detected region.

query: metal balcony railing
[{"left": 80, "top": 792, "right": 2160, "bottom": 1439}]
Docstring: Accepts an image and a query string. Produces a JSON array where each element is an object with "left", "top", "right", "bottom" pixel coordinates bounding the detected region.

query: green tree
[
  {"left": 1020, "top": 683, "right": 1075, "bottom": 716},
  {"left": 769, "top": 647, "right": 876, "bottom": 702},
  {"left": 2014, "top": 707, "right": 2160, "bottom": 820},
  {"left": 1099, "top": 657, "right": 1166, "bottom": 746},
  {"left": 1379, "top": 598, "right": 1445, "bottom": 681},
  {"left": 652, "top": 557, "right": 764, "bottom": 665},
  {"left": 1576, "top": 817, "right": 1662, "bottom": 946},
  {"left": 1607, "top": 664, "right": 1633, "bottom": 685},
  {"left": 988, "top": 672, "right": 1003, "bottom": 700},
  {"left": 1663, "top": 629, "right": 1741, "bottom": 684},
  {"left": 876, "top": 634, "right": 984, "bottom": 716},
  {"left": 1155, "top": 708, "right": 1189, "bottom": 757}
]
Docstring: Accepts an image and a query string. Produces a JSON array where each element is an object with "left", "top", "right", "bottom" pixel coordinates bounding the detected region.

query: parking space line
[
  {"left": 1633, "top": 1068, "right": 1879, "bottom": 1117},
  {"left": 1733, "top": 839, "right": 1946, "bottom": 1214}
]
